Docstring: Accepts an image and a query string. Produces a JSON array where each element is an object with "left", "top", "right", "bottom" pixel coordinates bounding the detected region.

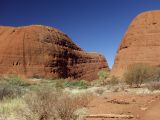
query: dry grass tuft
[{"left": 17, "top": 89, "right": 92, "bottom": 120}]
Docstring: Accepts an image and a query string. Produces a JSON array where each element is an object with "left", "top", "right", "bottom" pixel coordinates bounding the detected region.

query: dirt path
[
  {"left": 86, "top": 91, "right": 160, "bottom": 120},
  {"left": 142, "top": 100, "right": 160, "bottom": 120}
]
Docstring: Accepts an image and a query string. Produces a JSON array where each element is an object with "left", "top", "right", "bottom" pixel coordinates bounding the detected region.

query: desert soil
[{"left": 86, "top": 90, "right": 160, "bottom": 120}]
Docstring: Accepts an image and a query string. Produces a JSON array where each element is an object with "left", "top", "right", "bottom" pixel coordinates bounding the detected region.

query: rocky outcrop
[
  {"left": 0, "top": 25, "right": 109, "bottom": 80},
  {"left": 112, "top": 10, "right": 160, "bottom": 76}
]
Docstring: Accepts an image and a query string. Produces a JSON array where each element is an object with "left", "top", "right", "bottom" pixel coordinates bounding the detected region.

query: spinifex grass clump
[{"left": 0, "top": 75, "right": 29, "bottom": 100}]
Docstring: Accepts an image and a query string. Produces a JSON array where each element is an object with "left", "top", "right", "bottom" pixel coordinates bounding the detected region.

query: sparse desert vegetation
[
  {"left": 0, "top": 65, "right": 160, "bottom": 120},
  {"left": 0, "top": 75, "right": 93, "bottom": 120},
  {"left": 0, "top": 72, "right": 121, "bottom": 120},
  {"left": 124, "top": 63, "right": 152, "bottom": 87}
]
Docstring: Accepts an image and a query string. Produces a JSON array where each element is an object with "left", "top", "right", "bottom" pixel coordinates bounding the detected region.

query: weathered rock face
[
  {"left": 112, "top": 10, "right": 160, "bottom": 76},
  {"left": 0, "top": 25, "right": 109, "bottom": 80}
]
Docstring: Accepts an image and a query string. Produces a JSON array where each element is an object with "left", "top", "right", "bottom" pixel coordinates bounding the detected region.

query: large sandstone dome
[
  {"left": 0, "top": 25, "right": 109, "bottom": 80},
  {"left": 112, "top": 10, "right": 160, "bottom": 76}
]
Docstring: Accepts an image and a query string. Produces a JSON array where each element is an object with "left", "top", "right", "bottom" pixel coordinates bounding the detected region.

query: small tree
[{"left": 124, "top": 63, "right": 151, "bottom": 87}]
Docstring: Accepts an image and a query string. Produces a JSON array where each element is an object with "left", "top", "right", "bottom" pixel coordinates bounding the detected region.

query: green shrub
[
  {"left": 0, "top": 75, "right": 28, "bottom": 100},
  {"left": 77, "top": 80, "right": 89, "bottom": 89},
  {"left": 64, "top": 80, "right": 89, "bottom": 89},
  {"left": 97, "top": 70, "right": 109, "bottom": 86},
  {"left": 0, "top": 83, "right": 24, "bottom": 100},
  {"left": 124, "top": 63, "right": 151, "bottom": 87},
  {"left": 97, "top": 70, "right": 109, "bottom": 80},
  {"left": 0, "top": 75, "right": 29, "bottom": 87}
]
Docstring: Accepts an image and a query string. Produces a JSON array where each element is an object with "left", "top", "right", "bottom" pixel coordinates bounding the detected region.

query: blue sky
[{"left": 0, "top": 0, "right": 160, "bottom": 68}]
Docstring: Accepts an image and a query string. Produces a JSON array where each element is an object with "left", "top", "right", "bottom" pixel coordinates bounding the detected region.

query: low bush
[
  {"left": 0, "top": 75, "right": 30, "bottom": 87},
  {"left": 92, "top": 75, "right": 119, "bottom": 87},
  {"left": 149, "top": 67, "right": 160, "bottom": 82},
  {"left": 55, "top": 94, "right": 79, "bottom": 120},
  {"left": 146, "top": 67, "right": 160, "bottom": 91},
  {"left": 107, "top": 76, "right": 119, "bottom": 86},
  {"left": 28, "top": 81, "right": 56, "bottom": 91},
  {"left": 146, "top": 81, "right": 160, "bottom": 91},
  {"left": 55, "top": 92, "right": 92, "bottom": 120},
  {"left": 0, "top": 83, "right": 27, "bottom": 101},
  {"left": 64, "top": 80, "right": 89, "bottom": 89},
  {"left": 0, "top": 84, "right": 21, "bottom": 100},
  {"left": 21, "top": 89, "right": 91, "bottom": 120},
  {"left": 23, "top": 89, "right": 59, "bottom": 120},
  {"left": 97, "top": 70, "right": 109, "bottom": 80},
  {"left": 0, "top": 75, "right": 28, "bottom": 100},
  {"left": 73, "top": 93, "right": 92, "bottom": 107},
  {"left": 124, "top": 63, "right": 152, "bottom": 87}
]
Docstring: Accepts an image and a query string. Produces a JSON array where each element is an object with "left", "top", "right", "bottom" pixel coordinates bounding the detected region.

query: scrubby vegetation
[
  {"left": 0, "top": 72, "right": 125, "bottom": 120},
  {"left": 64, "top": 80, "right": 89, "bottom": 89},
  {"left": 1, "top": 66, "right": 160, "bottom": 120},
  {"left": 0, "top": 75, "right": 93, "bottom": 120},
  {"left": 0, "top": 75, "right": 29, "bottom": 100},
  {"left": 107, "top": 75, "right": 119, "bottom": 86},
  {"left": 21, "top": 89, "right": 91, "bottom": 120},
  {"left": 97, "top": 70, "right": 109, "bottom": 80},
  {"left": 124, "top": 63, "right": 160, "bottom": 90},
  {"left": 0, "top": 89, "right": 91, "bottom": 120},
  {"left": 97, "top": 70, "right": 109, "bottom": 86},
  {"left": 146, "top": 81, "right": 160, "bottom": 91},
  {"left": 124, "top": 64, "right": 152, "bottom": 87},
  {"left": 93, "top": 71, "right": 119, "bottom": 87}
]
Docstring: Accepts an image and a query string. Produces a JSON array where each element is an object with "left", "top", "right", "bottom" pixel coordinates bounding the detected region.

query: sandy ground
[{"left": 86, "top": 89, "right": 160, "bottom": 120}]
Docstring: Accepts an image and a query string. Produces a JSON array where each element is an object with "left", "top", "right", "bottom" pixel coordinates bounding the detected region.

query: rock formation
[
  {"left": 0, "top": 25, "right": 109, "bottom": 80},
  {"left": 112, "top": 10, "right": 160, "bottom": 76}
]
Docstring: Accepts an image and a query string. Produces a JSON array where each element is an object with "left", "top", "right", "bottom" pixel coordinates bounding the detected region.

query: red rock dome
[
  {"left": 112, "top": 10, "right": 160, "bottom": 76},
  {"left": 0, "top": 25, "right": 109, "bottom": 80}
]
